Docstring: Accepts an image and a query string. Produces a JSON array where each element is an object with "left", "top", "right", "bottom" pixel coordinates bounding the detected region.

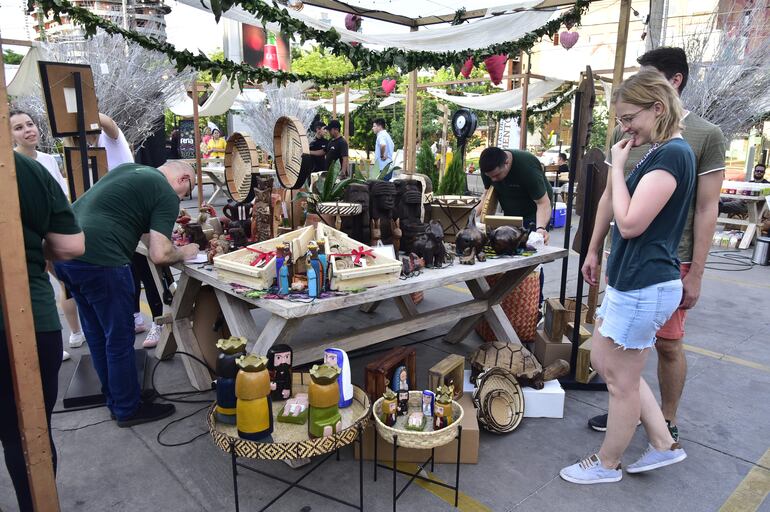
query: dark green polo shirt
[
  {"left": 73, "top": 163, "right": 180, "bottom": 266},
  {"left": 481, "top": 149, "right": 553, "bottom": 226}
]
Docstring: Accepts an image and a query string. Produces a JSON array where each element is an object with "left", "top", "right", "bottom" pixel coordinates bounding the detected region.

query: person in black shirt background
[
  {"left": 307, "top": 121, "right": 328, "bottom": 173},
  {"left": 324, "top": 119, "right": 349, "bottom": 177}
]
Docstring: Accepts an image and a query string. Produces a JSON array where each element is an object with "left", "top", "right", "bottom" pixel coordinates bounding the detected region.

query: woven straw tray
[
  {"left": 372, "top": 391, "right": 463, "bottom": 450},
  {"left": 208, "top": 373, "right": 370, "bottom": 460}
]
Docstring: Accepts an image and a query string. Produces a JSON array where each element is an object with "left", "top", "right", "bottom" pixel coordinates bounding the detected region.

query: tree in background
[
  {"left": 3, "top": 49, "right": 24, "bottom": 65},
  {"left": 416, "top": 139, "right": 438, "bottom": 189},
  {"left": 437, "top": 145, "right": 466, "bottom": 195},
  {"left": 292, "top": 46, "right": 354, "bottom": 79}
]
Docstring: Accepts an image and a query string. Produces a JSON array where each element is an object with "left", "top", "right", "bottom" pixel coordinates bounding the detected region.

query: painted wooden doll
[
  {"left": 381, "top": 388, "right": 398, "bottom": 427},
  {"left": 267, "top": 343, "right": 292, "bottom": 401},
  {"left": 235, "top": 355, "right": 274, "bottom": 441},
  {"left": 308, "top": 364, "right": 342, "bottom": 438},
  {"left": 391, "top": 365, "right": 409, "bottom": 392},
  {"left": 434, "top": 385, "right": 454, "bottom": 430},
  {"left": 214, "top": 336, "right": 247, "bottom": 425},
  {"left": 397, "top": 389, "right": 409, "bottom": 416},
  {"left": 324, "top": 347, "right": 353, "bottom": 408},
  {"left": 422, "top": 390, "right": 435, "bottom": 417}
]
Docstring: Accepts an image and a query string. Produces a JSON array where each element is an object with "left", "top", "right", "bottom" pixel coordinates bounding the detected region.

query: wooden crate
[
  {"left": 543, "top": 298, "right": 568, "bottom": 342},
  {"left": 364, "top": 346, "right": 416, "bottom": 403},
  {"left": 566, "top": 321, "right": 591, "bottom": 345},
  {"left": 427, "top": 354, "right": 465, "bottom": 400},
  {"left": 576, "top": 339, "right": 596, "bottom": 384}
]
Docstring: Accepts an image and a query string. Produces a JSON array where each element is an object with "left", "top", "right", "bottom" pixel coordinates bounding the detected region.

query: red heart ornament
[
  {"left": 560, "top": 30, "right": 579, "bottom": 50},
  {"left": 345, "top": 14, "right": 362, "bottom": 31},
  {"left": 382, "top": 79, "right": 397, "bottom": 95},
  {"left": 484, "top": 55, "right": 507, "bottom": 85},
  {"left": 460, "top": 57, "right": 474, "bottom": 78}
]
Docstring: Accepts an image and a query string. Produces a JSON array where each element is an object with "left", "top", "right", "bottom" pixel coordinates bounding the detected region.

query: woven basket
[
  {"left": 224, "top": 132, "right": 259, "bottom": 203},
  {"left": 476, "top": 269, "right": 541, "bottom": 343},
  {"left": 472, "top": 367, "right": 524, "bottom": 434},
  {"left": 373, "top": 391, "right": 463, "bottom": 450}
]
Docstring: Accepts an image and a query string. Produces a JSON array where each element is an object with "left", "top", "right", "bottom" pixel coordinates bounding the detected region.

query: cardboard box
[
  {"left": 355, "top": 393, "right": 479, "bottom": 464},
  {"left": 534, "top": 329, "right": 573, "bottom": 367},
  {"left": 522, "top": 379, "right": 565, "bottom": 418}
]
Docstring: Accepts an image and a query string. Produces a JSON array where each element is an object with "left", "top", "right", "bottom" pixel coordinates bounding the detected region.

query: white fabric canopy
[
  {"left": 166, "top": 77, "right": 242, "bottom": 117},
  {"left": 178, "top": 0, "right": 556, "bottom": 53},
  {"left": 6, "top": 47, "right": 41, "bottom": 97},
  {"left": 378, "top": 94, "right": 405, "bottom": 109},
  {"left": 426, "top": 78, "right": 564, "bottom": 111}
]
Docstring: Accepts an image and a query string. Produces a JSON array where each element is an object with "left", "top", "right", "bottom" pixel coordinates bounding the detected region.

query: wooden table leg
[
  {"left": 250, "top": 315, "right": 304, "bottom": 357},
  {"left": 443, "top": 266, "right": 534, "bottom": 345},
  {"left": 215, "top": 289, "right": 264, "bottom": 342},
  {"left": 739, "top": 201, "right": 762, "bottom": 249},
  {"left": 359, "top": 301, "right": 381, "bottom": 313},
  {"left": 394, "top": 295, "right": 418, "bottom": 318},
  {"left": 165, "top": 274, "right": 212, "bottom": 390}
]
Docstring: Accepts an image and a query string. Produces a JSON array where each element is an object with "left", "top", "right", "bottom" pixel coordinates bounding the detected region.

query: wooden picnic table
[
  {"left": 156, "top": 245, "right": 568, "bottom": 390},
  {"left": 718, "top": 193, "right": 769, "bottom": 249}
]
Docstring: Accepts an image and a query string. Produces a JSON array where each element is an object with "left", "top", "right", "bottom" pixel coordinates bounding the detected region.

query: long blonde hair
[{"left": 612, "top": 69, "right": 684, "bottom": 143}]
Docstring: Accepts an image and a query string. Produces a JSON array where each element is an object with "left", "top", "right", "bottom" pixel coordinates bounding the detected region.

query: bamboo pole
[
  {"left": 192, "top": 78, "right": 203, "bottom": 208},
  {"left": 404, "top": 26, "right": 419, "bottom": 174},
  {"left": 416, "top": 100, "right": 423, "bottom": 147},
  {"left": 0, "top": 44, "right": 61, "bottom": 512},
  {"left": 343, "top": 83, "right": 350, "bottom": 138},
  {"left": 519, "top": 52, "right": 531, "bottom": 150},
  {"left": 332, "top": 88, "right": 337, "bottom": 118},
  {"left": 438, "top": 103, "right": 449, "bottom": 181},
  {"left": 605, "top": 0, "right": 632, "bottom": 148}
]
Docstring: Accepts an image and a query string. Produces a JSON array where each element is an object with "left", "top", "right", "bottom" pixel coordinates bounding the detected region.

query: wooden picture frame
[
  {"left": 428, "top": 354, "right": 465, "bottom": 400},
  {"left": 364, "top": 346, "right": 416, "bottom": 403},
  {"left": 63, "top": 147, "right": 107, "bottom": 201},
  {"left": 38, "top": 61, "right": 101, "bottom": 137}
]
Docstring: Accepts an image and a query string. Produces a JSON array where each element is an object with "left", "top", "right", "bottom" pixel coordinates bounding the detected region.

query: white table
[{"left": 717, "top": 193, "right": 769, "bottom": 249}]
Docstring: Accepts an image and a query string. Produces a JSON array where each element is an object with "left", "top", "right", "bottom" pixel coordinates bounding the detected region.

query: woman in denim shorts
[{"left": 560, "top": 70, "right": 696, "bottom": 484}]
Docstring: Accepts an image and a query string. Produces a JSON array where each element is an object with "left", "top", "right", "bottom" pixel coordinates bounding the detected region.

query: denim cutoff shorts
[{"left": 596, "top": 279, "right": 683, "bottom": 350}]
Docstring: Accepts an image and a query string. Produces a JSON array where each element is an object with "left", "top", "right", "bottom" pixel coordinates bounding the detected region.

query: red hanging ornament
[
  {"left": 560, "top": 30, "right": 579, "bottom": 50},
  {"left": 484, "top": 55, "right": 507, "bottom": 85},
  {"left": 460, "top": 57, "right": 474, "bottom": 78},
  {"left": 345, "top": 14, "right": 362, "bottom": 31},
  {"left": 381, "top": 79, "right": 397, "bottom": 95}
]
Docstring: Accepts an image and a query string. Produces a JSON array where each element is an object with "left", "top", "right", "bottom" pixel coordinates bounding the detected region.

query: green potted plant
[{"left": 296, "top": 161, "right": 367, "bottom": 226}]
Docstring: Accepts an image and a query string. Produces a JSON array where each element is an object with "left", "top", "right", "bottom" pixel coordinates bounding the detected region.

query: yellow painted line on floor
[
  {"left": 719, "top": 449, "right": 770, "bottom": 512},
  {"left": 139, "top": 301, "right": 153, "bottom": 317},
  {"left": 683, "top": 344, "right": 770, "bottom": 374},
  {"left": 381, "top": 461, "right": 492, "bottom": 512},
  {"left": 445, "top": 284, "right": 471, "bottom": 294}
]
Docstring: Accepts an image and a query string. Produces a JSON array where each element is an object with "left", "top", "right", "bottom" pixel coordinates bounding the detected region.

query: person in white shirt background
[
  {"left": 10, "top": 109, "right": 86, "bottom": 361},
  {"left": 372, "top": 118, "right": 395, "bottom": 180}
]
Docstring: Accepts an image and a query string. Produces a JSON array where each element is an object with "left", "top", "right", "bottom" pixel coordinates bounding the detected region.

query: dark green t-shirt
[
  {"left": 481, "top": 149, "right": 553, "bottom": 226},
  {"left": 607, "top": 138, "right": 696, "bottom": 291},
  {"left": 1, "top": 153, "right": 81, "bottom": 332},
  {"left": 73, "top": 163, "right": 180, "bottom": 266}
]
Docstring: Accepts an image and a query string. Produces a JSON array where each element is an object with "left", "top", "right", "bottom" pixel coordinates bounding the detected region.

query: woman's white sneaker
[
  {"left": 560, "top": 454, "right": 622, "bottom": 484},
  {"left": 626, "top": 443, "right": 687, "bottom": 474}
]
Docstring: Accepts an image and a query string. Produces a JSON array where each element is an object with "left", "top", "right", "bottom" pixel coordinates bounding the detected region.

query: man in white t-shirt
[
  {"left": 95, "top": 113, "right": 134, "bottom": 171},
  {"left": 372, "top": 118, "right": 394, "bottom": 180}
]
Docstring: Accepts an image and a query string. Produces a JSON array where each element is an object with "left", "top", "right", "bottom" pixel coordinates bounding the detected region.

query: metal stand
[
  {"left": 373, "top": 426, "right": 463, "bottom": 511},
  {"left": 229, "top": 423, "right": 365, "bottom": 512}
]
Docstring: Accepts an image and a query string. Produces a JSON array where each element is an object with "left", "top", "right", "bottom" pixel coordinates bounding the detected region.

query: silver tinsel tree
[
  {"left": 676, "top": 0, "right": 770, "bottom": 140},
  {"left": 237, "top": 81, "right": 318, "bottom": 156},
  {"left": 13, "top": 32, "right": 194, "bottom": 151}
]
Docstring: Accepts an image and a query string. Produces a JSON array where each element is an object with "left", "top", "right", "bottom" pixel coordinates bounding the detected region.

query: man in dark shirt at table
[
  {"left": 324, "top": 119, "right": 349, "bottom": 177},
  {"left": 307, "top": 121, "right": 328, "bottom": 173}
]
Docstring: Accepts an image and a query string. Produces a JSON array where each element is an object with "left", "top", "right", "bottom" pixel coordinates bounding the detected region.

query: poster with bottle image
[{"left": 242, "top": 25, "right": 291, "bottom": 71}]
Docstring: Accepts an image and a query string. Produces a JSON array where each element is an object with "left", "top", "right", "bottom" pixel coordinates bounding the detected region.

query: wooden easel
[{"left": 0, "top": 44, "right": 61, "bottom": 511}]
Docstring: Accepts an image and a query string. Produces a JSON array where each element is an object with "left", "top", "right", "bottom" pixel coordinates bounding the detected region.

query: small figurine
[
  {"left": 434, "top": 385, "right": 454, "bottom": 430},
  {"left": 324, "top": 348, "right": 353, "bottom": 408},
  {"left": 317, "top": 240, "right": 329, "bottom": 292},
  {"left": 422, "top": 390, "right": 435, "bottom": 417},
  {"left": 275, "top": 243, "right": 289, "bottom": 294},
  {"left": 277, "top": 393, "right": 308, "bottom": 425},
  {"left": 228, "top": 227, "right": 248, "bottom": 250},
  {"left": 308, "top": 364, "right": 343, "bottom": 438},
  {"left": 235, "top": 355, "right": 274, "bottom": 441},
  {"left": 307, "top": 264, "right": 318, "bottom": 298},
  {"left": 488, "top": 225, "right": 531, "bottom": 256},
  {"left": 406, "top": 411, "right": 426, "bottom": 431},
  {"left": 397, "top": 389, "right": 409, "bottom": 416},
  {"left": 381, "top": 387, "right": 398, "bottom": 427},
  {"left": 307, "top": 241, "right": 323, "bottom": 296},
  {"left": 214, "top": 336, "right": 247, "bottom": 425},
  {"left": 267, "top": 343, "right": 292, "bottom": 400},
  {"left": 455, "top": 215, "right": 488, "bottom": 264},
  {"left": 391, "top": 365, "right": 409, "bottom": 392}
]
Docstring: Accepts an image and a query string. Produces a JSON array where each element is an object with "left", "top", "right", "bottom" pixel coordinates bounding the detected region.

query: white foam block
[{"left": 522, "top": 379, "right": 565, "bottom": 418}]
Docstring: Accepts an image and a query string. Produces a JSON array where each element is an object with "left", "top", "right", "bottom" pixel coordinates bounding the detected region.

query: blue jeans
[{"left": 54, "top": 260, "right": 140, "bottom": 420}]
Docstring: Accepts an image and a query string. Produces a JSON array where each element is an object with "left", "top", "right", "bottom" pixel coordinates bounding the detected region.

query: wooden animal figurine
[
  {"left": 455, "top": 215, "right": 487, "bottom": 264},
  {"left": 391, "top": 218, "right": 402, "bottom": 254},
  {"left": 434, "top": 385, "right": 454, "bottom": 430},
  {"left": 381, "top": 388, "right": 398, "bottom": 427},
  {"left": 370, "top": 218, "right": 382, "bottom": 247},
  {"left": 341, "top": 183, "right": 371, "bottom": 245},
  {"left": 324, "top": 348, "right": 353, "bottom": 408},
  {"left": 185, "top": 222, "right": 208, "bottom": 249},
  {"left": 253, "top": 175, "right": 274, "bottom": 242},
  {"left": 469, "top": 342, "right": 570, "bottom": 390},
  {"left": 228, "top": 226, "right": 248, "bottom": 250},
  {"left": 267, "top": 343, "right": 292, "bottom": 401},
  {"left": 308, "top": 364, "right": 343, "bottom": 438},
  {"left": 369, "top": 180, "right": 397, "bottom": 244},
  {"left": 412, "top": 221, "right": 445, "bottom": 268},
  {"left": 488, "top": 225, "right": 531, "bottom": 256},
  {"left": 235, "top": 355, "right": 274, "bottom": 441},
  {"left": 214, "top": 336, "right": 247, "bottom": 425}
]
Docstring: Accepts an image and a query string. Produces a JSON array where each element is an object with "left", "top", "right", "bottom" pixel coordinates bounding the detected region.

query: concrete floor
[{"left": 2, "top": 192, "right": 769, "bottom": 512}]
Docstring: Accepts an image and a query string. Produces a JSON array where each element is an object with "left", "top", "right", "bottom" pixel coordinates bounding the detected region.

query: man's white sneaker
[
  {"left": 560, "top": 454, "right": 622, "bottom": 484},
  {"left": 134, "top": 313, "right": 147, "bottom": 334},
  {"left": 142, "top": 323, "right": 162, "bottom": 349},
  {"left": 62, "top": 350, "right": 71, "bottom": 361},
  {"left": 626, "top": 443, "right": 687, "bottom": 474},
  {"left": 68, "top": 331, "right": 86, "bottom": 348}
]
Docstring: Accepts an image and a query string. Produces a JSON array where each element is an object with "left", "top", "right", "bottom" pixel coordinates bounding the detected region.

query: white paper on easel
[{"left": 63, "top": 88, "right": 78, "bottom": 113}]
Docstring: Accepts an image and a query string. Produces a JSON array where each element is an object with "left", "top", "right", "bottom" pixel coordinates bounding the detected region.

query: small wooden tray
[{"left": 208, "top": 373, "right": 370, "bottom": 460}]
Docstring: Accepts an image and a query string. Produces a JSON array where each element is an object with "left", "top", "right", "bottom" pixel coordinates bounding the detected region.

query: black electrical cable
[
  {"left": 704, "top": 250, "right": 755, "bottom": 272},
  {"left": 156, "top": 404, "right": 211, "bottom": 447}
]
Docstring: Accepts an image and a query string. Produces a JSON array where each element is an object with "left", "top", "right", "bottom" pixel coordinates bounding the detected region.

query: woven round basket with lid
[
  {"left": 224, "top": 132, "right": 259, "bottom": 202},
  {"left": 273, "top": 116, "right": 311, "bottom": 189},
  {"left": 373, "top": 390, "right": 463, "bottom": 449},
  {"left": 472, "top": 367, "right": 524, "bottom": 434}
]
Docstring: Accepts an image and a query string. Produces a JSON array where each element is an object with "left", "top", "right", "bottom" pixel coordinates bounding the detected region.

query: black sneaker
[
  {"left": 117, "top": 402, "right": 176, "bottom": 428},
  {"left": 667, "top": 421, "right": 679, "bottom": 442},
  {"left": 588, "top": 413, "right": 608, "bottom": 432},
  {"left": 109, "top": 391, "right": 157, "bottom": 420}
]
